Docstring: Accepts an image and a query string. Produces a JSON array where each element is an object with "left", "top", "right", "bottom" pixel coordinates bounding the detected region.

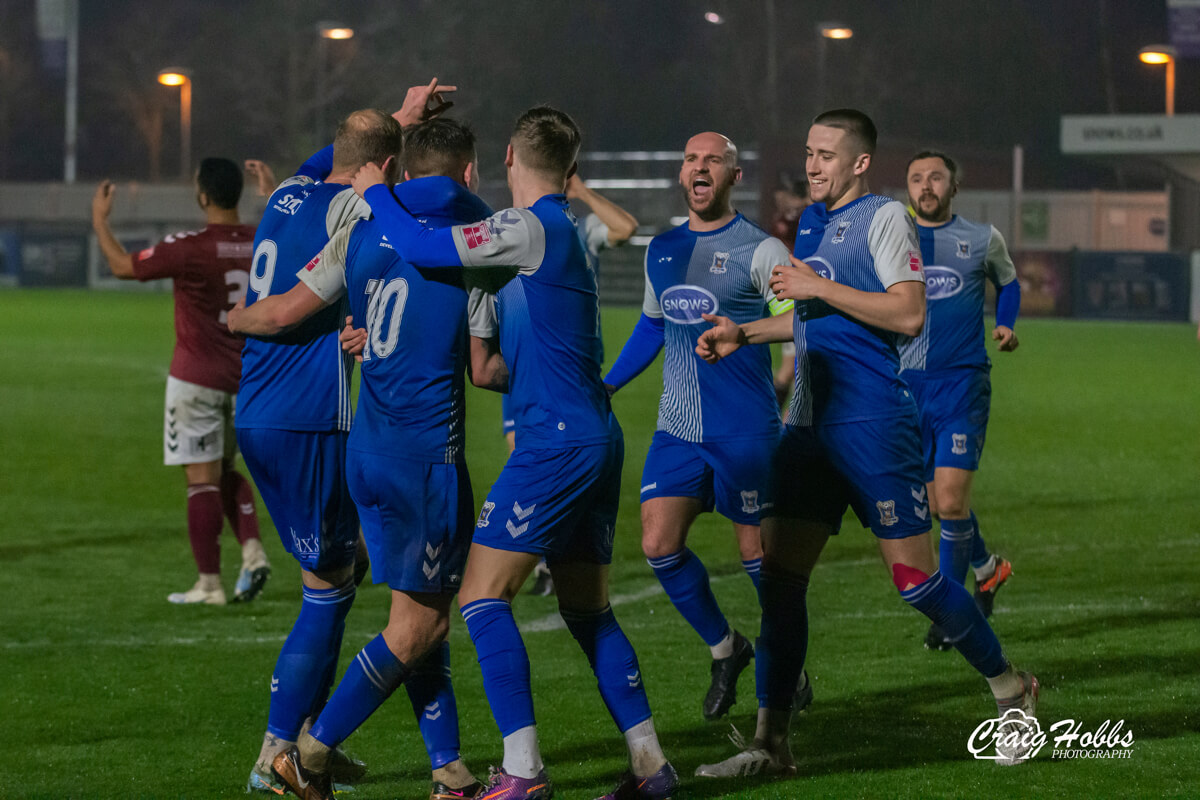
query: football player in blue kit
[
  {"left": 902, "top": 150, "right": 1020, "bottom": 650},
  {"left": 603, "top": 131, "right": 806, "bottom": 721},
  {"left": 695, "top": 110, "right": 1038, "bottom": 778},
  {"left": 351, "top": 106, "right": 678, "bottom": 800},
  {"left": 231, "top": 117, "right": 489, "bottom": 800},
  {"left": 228, "top": 81, "right": 481, "bottom": 798}
]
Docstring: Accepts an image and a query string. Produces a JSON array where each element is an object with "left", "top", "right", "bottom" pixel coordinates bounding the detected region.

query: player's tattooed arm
[
  {"left": 90, "top": 181, "right": 135, "bottom": 278},
  {"left": 468, "top": 335, "right": 509, "bottom": 392}
]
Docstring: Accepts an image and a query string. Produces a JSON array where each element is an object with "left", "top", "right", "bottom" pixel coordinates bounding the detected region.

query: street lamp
[
  {"left": 315, "top": 21, "right": 354, "bottom": 142},
  {"left": 158, "top": 67, "right": 192, "bottom": 180},
  {"left": 815, "top": 22, "right": 853, "bottom": 113},
  {"left": 1139, "top": 44, "right": 1177, "bottom": 116}
]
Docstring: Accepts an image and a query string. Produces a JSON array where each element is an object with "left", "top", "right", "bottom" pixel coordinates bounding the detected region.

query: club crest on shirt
[
  {"left": 476, "top": 501, "right": 496, "bottom": 528},
  {"left": 710, "top": 251, "right": 730, "bottom": 274},
  {"left": 876, "top": 499, "right": 899, "bottom": 527},
  {"left": 832, "top": 221, "right": 851, "bottom": 244},
  {"left": 952, "top": 433, "right": 968, "bottom": 455},
  {"left": 956, "top": 240, "right": 971, "bottom": 259}
]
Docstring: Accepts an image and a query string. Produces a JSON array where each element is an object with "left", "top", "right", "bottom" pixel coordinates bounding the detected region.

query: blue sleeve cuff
[
  {"left": 995, "top": 279, "right": 1021, "bottom": 329},
  {"left": 604, "top": 314, "right": 665, "bottom": 390},
  {"left": 296, "top": 145, "right": 334, "bottom": 180}
]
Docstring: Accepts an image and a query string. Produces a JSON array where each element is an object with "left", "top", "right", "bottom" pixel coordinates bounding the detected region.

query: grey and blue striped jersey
[
  {"left": 785, "top": 195, "right": 925, "bottom": 427},
  {"left": 643, "top": 215, "right": 793, "bottom": 442},
  {"left": 899, "top": 215, "right": 1017, "bottom": 373}
]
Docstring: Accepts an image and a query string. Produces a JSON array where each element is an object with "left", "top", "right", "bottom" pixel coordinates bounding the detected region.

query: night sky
[{"left": 0, "top": 1, "right": 1189, "bottom": 188}]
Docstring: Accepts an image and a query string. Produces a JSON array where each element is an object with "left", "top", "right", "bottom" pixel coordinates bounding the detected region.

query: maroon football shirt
[{"left": 132, "top": 224, "right": 255, "bottom": 394}]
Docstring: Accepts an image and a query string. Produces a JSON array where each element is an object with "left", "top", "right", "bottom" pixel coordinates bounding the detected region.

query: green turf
[{"left": 1, "top": 289, "right": 1197, "bottom": 799}]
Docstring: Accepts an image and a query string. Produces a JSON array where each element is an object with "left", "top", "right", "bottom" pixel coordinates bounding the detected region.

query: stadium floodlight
[
  {"left": 703, "top": 11, "right": 725, "bottom": 24},
  {"left": 818, "top": 22, "right": 853, "bottom": 39},
  {"left": 814, "top": 22, "right": 854, "bottom": 113},
  {"left": 317, "top": 21, "right": 354, "bottom": 39},
  {"left": 1139, "top": 44, "right": 1177, "bottom": 116},
  {"left": 314, "top": 22, "right": 355, "bottom": 143},
  {"left": 157, "top": 67, "right": 192, "bottom": 180}
]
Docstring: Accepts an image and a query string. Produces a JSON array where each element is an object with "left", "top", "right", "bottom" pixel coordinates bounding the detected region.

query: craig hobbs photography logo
[{"left": 969, "top": 713, "right": 1135, "bottom": 762}]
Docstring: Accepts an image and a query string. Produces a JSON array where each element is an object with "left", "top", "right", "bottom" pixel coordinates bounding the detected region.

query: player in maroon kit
[{"left": 92, "top": 157, "right": 270, "bottom": 605}]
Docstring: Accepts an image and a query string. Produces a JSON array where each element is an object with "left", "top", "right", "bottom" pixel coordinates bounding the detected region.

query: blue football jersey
[
  {"left": 899, "top": 215, "right": 1017, "bottom": 373},
  {"left": 300, "top": 177, "right": 492, "bottom": 463},
  {"left": 786, "top": 194, "right": 925, "bottom": 426},
  {"left": 643, "top": 215, "right": 792, "bottom": 441},
  {"left": 236, "top": 177, "right": 369, "bottom": 431},
  {"left": 464, "top": 196, "right": 612, "bottom": 449}
]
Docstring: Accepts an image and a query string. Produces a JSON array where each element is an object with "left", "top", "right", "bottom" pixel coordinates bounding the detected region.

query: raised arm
[
  {"left": 567, "top": 175, "right": 638, "bottom": 246},
  {"left": 91, "top": 181, "right": 135, "bottom": 279}
]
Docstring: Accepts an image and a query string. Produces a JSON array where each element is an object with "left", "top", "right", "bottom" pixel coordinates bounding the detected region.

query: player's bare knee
[{"left": 641, "top": 524, "right": 687, "bottom": 561}]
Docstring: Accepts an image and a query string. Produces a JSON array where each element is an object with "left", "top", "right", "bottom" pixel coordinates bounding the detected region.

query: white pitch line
[{"left": 2, "top": 594, "right": 1170, "bottom": 651}]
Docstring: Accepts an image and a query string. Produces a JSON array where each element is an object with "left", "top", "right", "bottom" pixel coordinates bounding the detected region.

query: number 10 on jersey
[{"left": 362, "top": 278, "right": 409, "bottom": 361}]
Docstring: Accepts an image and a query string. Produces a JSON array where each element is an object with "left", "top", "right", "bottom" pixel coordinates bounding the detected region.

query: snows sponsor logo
[
  {"left": 660, "top": 284, "right": 719, "bottom": 324},
  {"left": 805, "top": 256, "right": 835, "bottom": 281},
  {"left": 924, "top": 266, "right": 964, "bottom": 299}
]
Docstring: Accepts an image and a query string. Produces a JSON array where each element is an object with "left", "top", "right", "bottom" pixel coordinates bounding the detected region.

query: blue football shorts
[
  {"left": 640, "top": 430, "right": 778, "bottom": 525},
  {"left": 767, "top": 417, "right": 932, "bottom": 539},
  {"left": 236, "top": 428, "right": 359, "bottom": 572},
  {"left": 904, "top": 367, "right": 991, "bottom": 480},
  {"left": 346, "top": 449, "right": 473, "bottom": 594},
  {"left": 473, "top": 429, "right": 624, "bottom": 565}
]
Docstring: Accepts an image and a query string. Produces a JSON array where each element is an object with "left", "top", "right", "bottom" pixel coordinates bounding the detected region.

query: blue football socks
[
  {"left": 741, "top": 557, "right": 763, "bottom": 602},
  {"left": 939, "top": 516, "right": 974, "bottom": 585},
  {"left": 901, "top": 571, "right": 1007, "bottom": 677},
  {"left": 561, "top": 604, "right": 653, "bottom": 732},
  {"left": 266, "top": 581, "right": 355, "bottom": 741},
  {"left": 461, "top": 599, "right": 535, "bottom": 736},
  {"left": 309, "top": 634, "right": 411, "bottom": 748},
  {"left": 969, "top": 510, "right": 992, "bottom": 571},
  {"left": 404, "top": 641, "right": 461, "bottom": 770},
  {"left": 647, "top": 548, "right": 730, "bottom": 646}
]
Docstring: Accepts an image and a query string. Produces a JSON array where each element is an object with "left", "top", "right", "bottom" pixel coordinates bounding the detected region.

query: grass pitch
[{"left": 1, "top": 289, "right": 1197, "bottom": 799}]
